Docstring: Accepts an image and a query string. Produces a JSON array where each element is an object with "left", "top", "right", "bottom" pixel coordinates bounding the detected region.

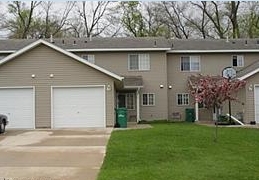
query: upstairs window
[
  {"left": 232, "top": 55, "right": 244, "bottom": 67},
  {"left": 82, "top": 54, "right": 95, "bottom": 64},
  {"left": 128, "top": 54, "right": 150, "bottom": 71},
  {"left": 180, "top": 56, "right": 200, "bottom": 72}
]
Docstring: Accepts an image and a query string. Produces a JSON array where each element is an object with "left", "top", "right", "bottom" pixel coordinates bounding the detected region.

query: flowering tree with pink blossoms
[{"left": 188, "top": 75, "right": 246, "bottom": 119}]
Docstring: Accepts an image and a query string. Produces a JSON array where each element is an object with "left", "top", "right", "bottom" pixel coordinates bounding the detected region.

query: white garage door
[
  {"left": 255, "top": 86, "right": 259, "bottom": 123},
  {"left": 52, "top": 86, "right": 105, "bottom": 128},
  {"left": 0, "top": 88, "right": 34, "bottom": 129}
]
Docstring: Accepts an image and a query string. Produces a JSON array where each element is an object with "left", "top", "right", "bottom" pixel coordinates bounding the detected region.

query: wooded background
[{"left": 0, "top": 1, "right": 258, "bottom": 39}]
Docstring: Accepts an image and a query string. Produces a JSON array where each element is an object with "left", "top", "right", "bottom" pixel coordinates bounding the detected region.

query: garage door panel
[
  {"left": 0, "top": 88, "right": 34, "bottom": 129},
  {"left": 52, "top": 87, "right": 105, "bottom": 128}
]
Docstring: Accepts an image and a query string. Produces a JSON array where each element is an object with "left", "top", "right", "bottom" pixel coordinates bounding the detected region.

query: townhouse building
[{"left": 0, "top": 37, "right": 258, "bottom": 129}]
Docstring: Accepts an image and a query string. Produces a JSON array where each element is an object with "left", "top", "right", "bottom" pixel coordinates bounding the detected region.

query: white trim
[
  {"left": 0, "top": 50, "right": 16, "bottom": 53},
  {"left": 0, "top": 86, "right": 35, "bottom": 129},
  {"left": 254, "top": 85, "right": 259, "bottom": 123},
  {"left": 180, "top": 55, "right": 201, "bottom": 72},
  {"left": 168, "top": 49, "right": 259, "bottom": 53},
  {"left": 128, "top": 53, "right": 150, "bottom": 71},
  {"left": 136, "top": 88, "right": 141, "bottom": 123},
  {"left": 142, "top": 93, "right": 155, "bottom": 106},
  {"left": 0, "top": 39, "right": 123, "bottom": 81},
  {"left": 124, "top": 86, "right": 144, "bottom": 89},
  {"left": 176, "top": 93, "right": 190, "bottom": 106},
  {"left": 232, "top": 55, "right": 244, "bottom": 67},
  {"left": 67, "top": 48, "right": 171, "bottom": 52},
  {"left": 238, "top": 68, "right": 259, "bottom": 80},
  {"left": 51, "top": 85, "right": 106, "bottom": 128}
]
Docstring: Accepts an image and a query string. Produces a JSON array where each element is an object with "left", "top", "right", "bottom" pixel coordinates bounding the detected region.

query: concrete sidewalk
[{"left": 0, "top": 128, "right": 113, "bottom": 180}]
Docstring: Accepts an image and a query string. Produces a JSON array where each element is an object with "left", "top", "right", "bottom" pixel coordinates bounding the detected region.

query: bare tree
[
  {"left": 4, "top": 1, "right": 41, "bottom": 38},
  {"left": 225, "top": 1, "right": 240, "bottom": 38},
  {"left": 193, "top": 1, "right": 229, "bottom": 39},
  {"left": 35, "top": 1, "right": 75, "bottom": 38},
  {"left": 161, "top": 2, "right": 191, "bottom": 39},
  {"left": 68, "top": 1, "right": 110, "bottom": 37}
]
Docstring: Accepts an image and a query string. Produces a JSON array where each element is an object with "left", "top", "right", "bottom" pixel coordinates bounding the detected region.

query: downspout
[
  {"left": 195, "top": 92, "right": 199, "bottom": 122},
  {"left": 136, "top": 87, "right": 141, "bottom": 123}
]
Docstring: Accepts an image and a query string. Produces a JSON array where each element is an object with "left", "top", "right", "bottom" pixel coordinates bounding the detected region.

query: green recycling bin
[
  {"left": 185, "top": 108, "right": 195, "bottom": 122},
  {"left": 116, "top": 108, "right": 128, "bottom": 128}
]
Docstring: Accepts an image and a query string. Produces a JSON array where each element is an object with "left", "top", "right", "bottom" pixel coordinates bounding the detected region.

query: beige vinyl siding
[
  {"left": 167, "top": 53, "right": 259, "bottom": 122},
  {"left": 243, "top": 74, "right": 259, "bottom": 123},
  {"left": 75, "top": 51, "right": 168, "bottom": 120},
  {"left": 0, "top": 45, "right": 116, "bottom": 128}
]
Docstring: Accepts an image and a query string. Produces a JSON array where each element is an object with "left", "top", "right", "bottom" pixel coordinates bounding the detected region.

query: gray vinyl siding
[
  {"left": 0, "top": 45, "right": 116, "bottom": 128},
  {"left": 75, "top": 51, "right": 168, "bottom": 120}
]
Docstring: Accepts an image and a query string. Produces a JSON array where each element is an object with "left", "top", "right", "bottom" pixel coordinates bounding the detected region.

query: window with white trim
[
  {"left": 81, "top": 54, "right": 95, "bottom": 64},
  {"left": 177, "top": 93, "right": 189, "bottom": 106},
  {"left": 142, "top": 93, "right": 155, "bottom": 106},
  {"left": 180, "top": 56, "right": 200, "bottom": 72},
  {"left": 128, "top": 54, "right": 150, "bottom": 71},
  {"left": 232, "top": 55, "right": 244, "bottom": 67}
]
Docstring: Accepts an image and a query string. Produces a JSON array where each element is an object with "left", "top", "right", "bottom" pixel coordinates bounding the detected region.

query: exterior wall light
[
  {"left": 107, "top": 84, "right": 111, "bottom": 91},
  {"left": 50, "top": 74, "right": 54, "bottom": 78},
  {"left": 168, "top": 85, "right": 172, "bottom": 89},
  {"left": 31, "top": 74, "right": 35, "bottom": 78},
  {"left": 160, "top": 84, "right": 164, "bottom": 88},
  {"left": 249, "top": 84, "right": 253, "bottom": 91}
]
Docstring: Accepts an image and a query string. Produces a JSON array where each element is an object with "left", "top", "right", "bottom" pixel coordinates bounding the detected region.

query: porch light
[
  {"left": 249, "top": 84, "right": 253, "bottom": 91},
  {"left": 106, "top": 84, "right": 111, "bottom": 91},
  {"left": 160, "top": 84, "right": 164, "bottom": 88},
  {"left": 168, "top": 85, "right": 172, "bottom": 89},
  {"left": 50, "top": 74, "right": 54, "bottom": 78},
  {"left": 31, "top": 74, "right": 35, "bottom": 78}
]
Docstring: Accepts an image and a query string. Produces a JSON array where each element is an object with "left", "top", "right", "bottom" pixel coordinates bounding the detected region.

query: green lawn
[{"left": 98, "top": 123, "right": 259, "bottom": 180}]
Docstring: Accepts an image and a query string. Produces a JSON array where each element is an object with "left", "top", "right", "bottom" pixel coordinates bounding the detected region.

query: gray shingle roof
[
  {"left": 0, "top": 39, "right": 37, "bottom": 51},
  {"left": 0, "top": 37, "right": 171, "bottom": 52},
  {"left": 2, "top": 37, "right": 259, "bottom": 52},
  {"left": 171, "top": 38, "right": 259, "bottom": 51}
]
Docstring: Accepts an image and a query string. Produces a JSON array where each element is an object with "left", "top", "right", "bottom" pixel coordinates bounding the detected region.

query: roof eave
[
  {"left": 238, "top": 68, "right": 259, "bottom": 80},
  {"left": 167, "top": 49, "right": 259, "bottom": 53},
  {"left": 67, "top": 48, "right": 171, "bottom": 52}
]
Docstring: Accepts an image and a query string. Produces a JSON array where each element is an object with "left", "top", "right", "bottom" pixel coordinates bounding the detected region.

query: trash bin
[
  {"left": 116, "top": 108, "right": 127, "bottom": 128},
  {"left": 185, "top": 108, "right": 195, "bottom": 122}
]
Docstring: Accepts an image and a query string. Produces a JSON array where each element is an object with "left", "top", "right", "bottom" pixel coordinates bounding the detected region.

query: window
[
  {"left": 128, "top": 54, "right": 150, "bottom": 71},
  {"left": 180, "top": 56, "right": 200, "bottom": 72},
  {"left": 142, "top": 93, "right": 155, "bottom": 106},
  {"left": 82, "top": 54, "right": 95, "bottom": 64},
  {"left": 232, "top": 55, "right": 244, "bottom": 67},
  {"left": 177, "top": 93, "right": 189, "bottom": 106},
  {"left": 118, "top": 93, "right": 135, "bottom": 110}
]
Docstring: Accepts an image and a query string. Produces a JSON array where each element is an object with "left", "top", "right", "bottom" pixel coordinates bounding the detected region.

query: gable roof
[
  {"left": 0, "top": 39, "right": 124, "bottom": 81},
  {"left": 0, "top": 37, "right": 171, "bottom": 53},
  {"left": 237, "top": 60, "right": 259, "bottom": 80}
]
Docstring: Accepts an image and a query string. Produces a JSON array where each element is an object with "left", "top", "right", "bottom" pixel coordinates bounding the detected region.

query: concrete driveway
[{"left": 0, "top": 128, "right": 113, "bottom": 180}]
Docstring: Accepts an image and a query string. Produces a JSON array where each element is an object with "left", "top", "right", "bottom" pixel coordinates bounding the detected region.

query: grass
[{"left": 97, "top": 122, "right": 259, "bottom": 180}]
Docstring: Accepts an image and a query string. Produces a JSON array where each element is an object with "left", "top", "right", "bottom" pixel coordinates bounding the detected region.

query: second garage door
[{"left": 52, "top": 86, "right": 105, "bottom": 128}]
